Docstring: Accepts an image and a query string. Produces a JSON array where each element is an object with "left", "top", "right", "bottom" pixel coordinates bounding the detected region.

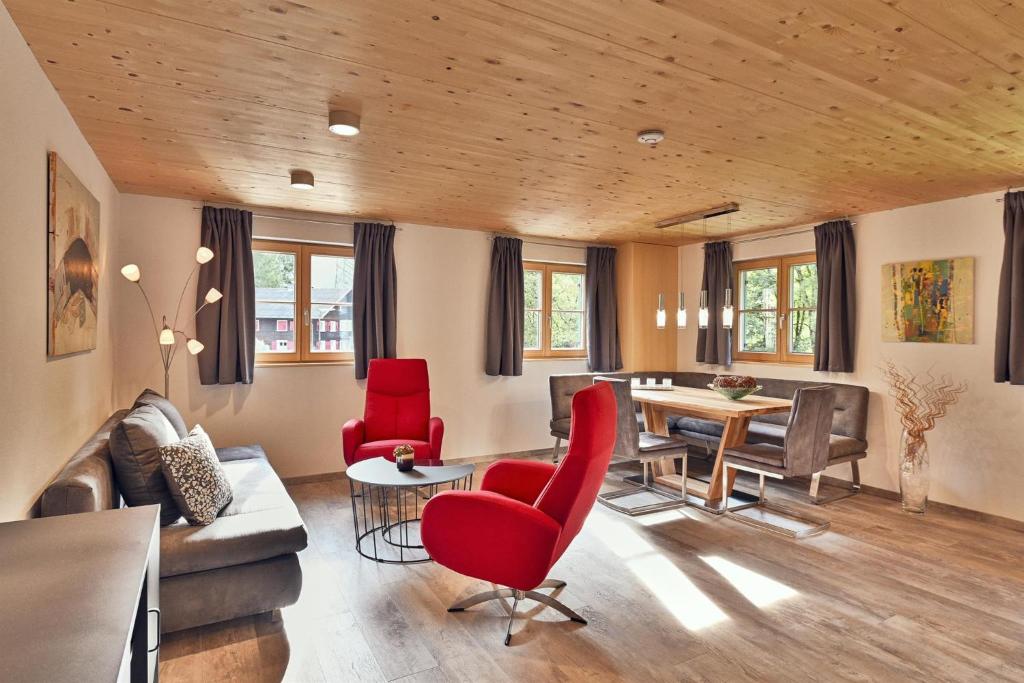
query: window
[
  {"left": 734, "top": 253, "right": 817, "bottom": 364},
  {"left": 253, "top": 240, "right": 354, "bottom": 364},
  {"left": 523, "top": 261, "right": 586, "bottom": 358}
]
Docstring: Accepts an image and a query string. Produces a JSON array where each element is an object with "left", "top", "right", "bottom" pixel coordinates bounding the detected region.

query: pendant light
[
  {"left": 698, "top": 216, "right": 710, "bottom": 329},
  {"left": 698, "top": 289, "right": 709, "bottom": 329},
  {"left": 676, "top": 292, "right": 687, "bottom": 329},
  {"left": 722, "top": 288, "right": 734, "bottom": 329},
  {"left": 721, "top": 212, "right": 734, "bottom": 330},
  {"left": 656, "top": 293, "right": 666, "bottom": 329}
]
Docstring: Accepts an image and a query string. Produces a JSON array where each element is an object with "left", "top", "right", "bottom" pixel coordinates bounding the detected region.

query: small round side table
[{"left": 345, "top": 457, "right": 474, "bottom": 564}]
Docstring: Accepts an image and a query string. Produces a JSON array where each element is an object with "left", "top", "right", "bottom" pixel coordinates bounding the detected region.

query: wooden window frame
[
  {"left": 733, "top": 252, "right": 816, "bottom": 365},
  {"left": 523, "top": 261, "right": 587, "bottom": 360},
  {"left": 254, "top": 239, "right": 355, "bottom": 365}
]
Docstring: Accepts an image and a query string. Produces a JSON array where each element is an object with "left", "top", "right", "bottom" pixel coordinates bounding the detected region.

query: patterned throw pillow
[{"left": 159, "top": 425, "right": 233, "bottom": 525}]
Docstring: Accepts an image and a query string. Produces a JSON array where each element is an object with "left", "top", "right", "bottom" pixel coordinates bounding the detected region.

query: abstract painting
[
  {"left": 47, "top": 152, "right": 100, "bottom": 356},
  {"left": 881, "top": 257, "right": 973, "bottom": 344}
]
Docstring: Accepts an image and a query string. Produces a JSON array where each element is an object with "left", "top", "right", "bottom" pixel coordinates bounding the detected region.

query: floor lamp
[{"left": 120, "top": 247, "right": 222, "bottom": 399}]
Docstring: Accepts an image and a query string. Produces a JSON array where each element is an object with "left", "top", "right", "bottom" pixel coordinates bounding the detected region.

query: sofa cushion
[
  {"left": 746, "top": 421, "right": 787, "bottom": 445},
  {"left": 216, "top": 444, "right": 269, "bottom": 463},
  {"left": 132, "top": 388, "right": 188, "bottom": 439},
  {"left": 160, "top": 425, "right": 233, "bottom": 525},
  {"left": 160, "top": 446, "right": 307, "bottom": 577},
  {"left": 109, "top": 404, "right": 182, "bottom": 526}
]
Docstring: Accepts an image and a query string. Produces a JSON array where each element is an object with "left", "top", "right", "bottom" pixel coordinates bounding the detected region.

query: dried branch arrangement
[{"left": 881, "top": 361, "right": 967, "bottom": 464}]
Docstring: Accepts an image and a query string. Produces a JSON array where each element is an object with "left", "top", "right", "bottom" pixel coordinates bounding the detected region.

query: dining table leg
[{"left": 706, "top": 415, "right": 751, "bottom": 505}]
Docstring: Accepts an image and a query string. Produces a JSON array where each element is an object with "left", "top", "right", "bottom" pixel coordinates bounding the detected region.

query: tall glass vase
[{"left": 898, "top": 430, "right": 929, "bottom": 513}]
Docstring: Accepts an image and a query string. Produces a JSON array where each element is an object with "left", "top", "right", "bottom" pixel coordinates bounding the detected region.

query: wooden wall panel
[{"left": 617, "top": 243, "right": 679, "bottom": 371}]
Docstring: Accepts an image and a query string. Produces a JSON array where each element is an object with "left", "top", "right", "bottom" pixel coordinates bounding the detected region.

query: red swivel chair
[
  {"left": 342, "top": 358, "right": 445, "bottom": 466},
  {"left": 421, "top": 382, "right": 616, "bottom": 645}
]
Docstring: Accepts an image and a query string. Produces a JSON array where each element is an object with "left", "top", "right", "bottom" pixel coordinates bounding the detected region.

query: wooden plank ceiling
[{"left": 8, "top": 0, "right": 1024, "bottom": 244}]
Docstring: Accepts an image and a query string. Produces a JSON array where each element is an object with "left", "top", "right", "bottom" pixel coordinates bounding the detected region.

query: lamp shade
[
  {"left": 120, "top": 264, "right": 141, "bottom": 282},
  {"left": 722, "top": 288, "right": 734, "bottom": 330},
  {"left": 656, "top": 293, "right": 666, "bottom": 329},
  {"left": 186, "top": 338, "right": 205, "bottom": 355},
  {"left": 195, "top": 247, "right": 214, "bottom": 264},
  {"left": 676, "top": 292, "right": 687, "bottom": 329},
  {"left": 204, "top": 288, "right": 223, "bottom": 304},
  {"left": 159, "top": 326, "right": 175, "bottom": 345}
]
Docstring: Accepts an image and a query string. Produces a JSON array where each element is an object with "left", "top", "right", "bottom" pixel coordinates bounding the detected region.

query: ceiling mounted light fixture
[
  {"left": 637, "top": 129, "right": 665, "bottom": 146},
  {"left": 290, "top": 169, "right": 315, "bottom": 189},
  {"left": 328, "top": 109, "right": 361, "bottom": 136},
  {"left": 655, "top": 202, "right": 740, "bottom": 230}
]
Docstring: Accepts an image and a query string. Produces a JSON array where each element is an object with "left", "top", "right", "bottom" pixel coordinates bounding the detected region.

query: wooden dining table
[{"left": 630, "top": 385, "right": 793, "bottom": 510}]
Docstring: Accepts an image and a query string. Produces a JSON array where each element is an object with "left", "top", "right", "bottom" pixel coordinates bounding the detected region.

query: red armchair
[
  {"left": 342, "top": 358, "right": 444, "bottom": 466},
  {"left": 421, "top": 382, "right": 616, "bottom": 645}
]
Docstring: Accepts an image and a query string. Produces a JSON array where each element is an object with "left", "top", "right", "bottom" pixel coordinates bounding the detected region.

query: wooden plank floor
[{"left": 160, "top": 462, "right": 1024, "bottom": 682}]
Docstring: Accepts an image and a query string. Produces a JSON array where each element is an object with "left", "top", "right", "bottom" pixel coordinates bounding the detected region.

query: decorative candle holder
[{"left": 393, "top": 444, "right": 415, "bottom": 472}]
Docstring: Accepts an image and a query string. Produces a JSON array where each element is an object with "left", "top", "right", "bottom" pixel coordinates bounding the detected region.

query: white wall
[
  {"left": 114, "top": 195, "right": 587, "bottom": 479},
  {"left": 0, "top": 3, "right": 121, "bottom": 520},
  {"left": 677, "top": 191, "right": 1024, "bottom": 521}
]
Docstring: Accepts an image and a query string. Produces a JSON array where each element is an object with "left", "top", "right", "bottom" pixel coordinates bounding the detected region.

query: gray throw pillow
[
  {"left": 109, "top": 404, "right": 182, "bottom": 526},
  {"left": 159, "top": 425, "right": 233, "bottom": 526},
  {"left": 133, "top": 388, "right": 188, "bottom": 439}
]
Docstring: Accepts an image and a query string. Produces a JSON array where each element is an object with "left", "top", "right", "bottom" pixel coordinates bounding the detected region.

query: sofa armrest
[
  {"left": 341, "top": 419, "right": 365, "bottom": 466},
  {"left": 421, "top": 490, "right": 560, "bottom": 590},
  {"left": 481, "top": 459, "right": 557, "bottom": 505},
  {"left": 428, "top": 416, "right": 445, "bottom": 460}
]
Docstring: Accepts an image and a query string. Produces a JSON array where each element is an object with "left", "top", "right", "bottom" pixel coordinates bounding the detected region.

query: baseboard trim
[
  {"left": 281, "top": 448, "right": 552, "bottom": 486},
  {"left": 819, "top": 474, "right": 1024, "bottom": 533}
]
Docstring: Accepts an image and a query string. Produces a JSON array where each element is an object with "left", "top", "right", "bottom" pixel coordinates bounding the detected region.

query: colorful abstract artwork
[
  {"left": 47, "top": 152, "right": 100, "bottom": 356},
  {"left": 881, "top": 257, "right": 973, "bottom": 344}
]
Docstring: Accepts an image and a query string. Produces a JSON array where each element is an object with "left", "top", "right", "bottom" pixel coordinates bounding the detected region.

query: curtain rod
[
  {"left": 193, "top": 204, "right": 398, "bottom": 229},
  {"left": 996, "top": 187, "right": 1024, "bottom": 202},
  {"left": 489, "top": 232, "right": 612, "bottom": 249},
  {"left": 701, "top": 220, "right": 857, "bottom": 247}
]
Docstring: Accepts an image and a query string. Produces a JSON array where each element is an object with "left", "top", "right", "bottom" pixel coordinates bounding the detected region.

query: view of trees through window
[
  {"left": 736, "top": 254, "right": 817, "bottom": 363},
  {"left": 524, "top": 263, "right": 586, "bottom": 356}
]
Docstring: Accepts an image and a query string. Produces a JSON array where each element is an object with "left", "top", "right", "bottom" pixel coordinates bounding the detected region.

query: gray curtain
[
  {"left": 485, "top": 236, "right": 523, "bottom": 376},
  {"left": 196, "top": 207, "right": 255, "bottom": 385},
  {"left": 586, "top": 246, "right": 623, "bottom": 372},
  {"left": 813, "top": 219, "right": 856, "bottom": 372},
  {"left": 696, "top": 241, "right": 733, "bottom": 365},
  {"left": 996, "top": 192, "right": 1024, "bottom": 383},
  {"left": 353, "top": 222, "right": 398, "bottom": 380}
]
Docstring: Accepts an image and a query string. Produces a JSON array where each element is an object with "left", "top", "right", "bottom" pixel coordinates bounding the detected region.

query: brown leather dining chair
[
  {"left": 595, "top": 377, "right": 690, "bottom": 516},
  {"left": 720, "top": 385, "right": 834, "bottom": 538}
]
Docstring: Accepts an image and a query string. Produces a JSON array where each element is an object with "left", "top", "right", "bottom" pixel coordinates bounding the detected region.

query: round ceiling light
[
  {"left": 328, "top": 109, "right": 361, "bottom": 136},
  {"left": 290, "top": 169, "right": 315, "bottom": 189},
  {"left": 637, "top": 129, "right": 665, "bottom": 146}
]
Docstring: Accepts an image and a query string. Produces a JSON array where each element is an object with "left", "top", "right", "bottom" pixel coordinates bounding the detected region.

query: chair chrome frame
[
  {"left": 551, "top": 436, "right": 564, "bottom": 463},
  {"left": 598, "top": 451, "right": 689, "bottom": 516},
  {"left": 447, "top": 579, "right": 586, "bottom": 646},
  {"left": 722, "top": 462, "right": 830, "bottom": 538},
  {"left": 809, "top": 460, "right": 862, "bottom": 504}
]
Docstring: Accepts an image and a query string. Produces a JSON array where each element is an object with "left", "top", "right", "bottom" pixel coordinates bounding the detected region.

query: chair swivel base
[{"left": 447, "top": 579, "right": 586, "bottom": 646}]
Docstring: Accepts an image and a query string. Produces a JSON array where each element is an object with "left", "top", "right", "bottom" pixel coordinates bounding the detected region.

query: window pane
[
  {"left": 739, "top": 311, "right": 776, "bottom": 353},
  {"left": 253, "top": 250, "right": 296, "bottom": 299},
  {"left": 739, "top": 267, "right": 777, "bottom": 310},
  {"left": 310, "top": 303, "right": 353, "bottom": 353},
  {"left": 551, "top": 271, "right": 584, "bottom": 311},
  {"left": 524, "top": 310, "right": 542, "bottom": 350},
  {"left": 789, "top": 263, "right": 817, "bottom": 308},
  {"left": 255, "top": 302, "right": 295, "bottom": 353},
  {"left": 551, "top": 311, "right": 584, "bottom": 350},
  {"left": 310, "top": 254, "right": 354, "bottom": 304},
  {"left": 789, "top": 310, "right": 816, "bottom": 354},
  {"left": 524, "top": 269, "right": 542, "bottom": 310}
]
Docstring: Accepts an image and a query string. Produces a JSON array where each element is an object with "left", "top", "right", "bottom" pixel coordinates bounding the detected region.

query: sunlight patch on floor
[
  {"left": 629, "top": 554, "right": 729, "bottom": 630},
  {"left": 700, "top": 555, "right": 798, "bottom": 607}
]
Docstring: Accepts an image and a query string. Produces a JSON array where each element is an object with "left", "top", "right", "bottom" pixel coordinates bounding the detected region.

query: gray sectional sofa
[
  {"left": 550, "top": 371, "right": 869, "bottom": 501},
  {"left": 40, "top": 409, "right": 307, "bottom": 633}
]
